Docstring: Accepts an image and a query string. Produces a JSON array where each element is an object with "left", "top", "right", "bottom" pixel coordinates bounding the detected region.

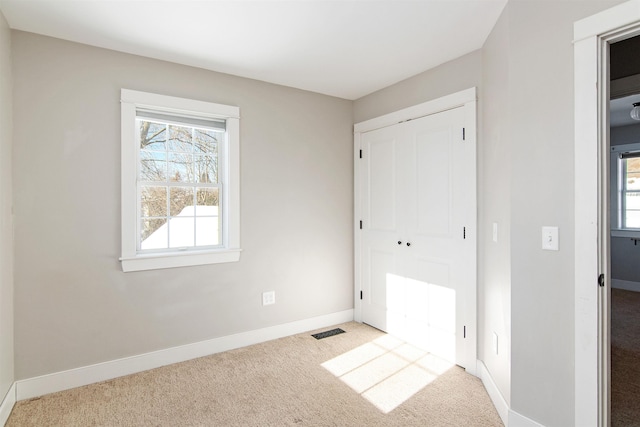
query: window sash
[
  {"left": 622, "top": 188, "right": 640, "bottom": 229},
  {"left": 135, "top": 116, "right": 226, "bottom": 254},
  {"left": 137, "top": 109, "right": 226, "bottom": 131}
]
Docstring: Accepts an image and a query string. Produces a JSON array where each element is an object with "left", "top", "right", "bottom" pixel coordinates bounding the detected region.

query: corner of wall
[
  {"left": 0, "top": 6, "right": 15, "bottom": 412},
  {"left": 0, "top": 382, "right": 16, "bottom": 426}
]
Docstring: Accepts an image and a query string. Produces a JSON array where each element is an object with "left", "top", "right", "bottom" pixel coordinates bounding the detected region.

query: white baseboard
[
  {"left": 611, "top": 278, "right": 640, "bottom": 292},
  {"left": 477, "top": 360, "right": 509, "bottom": 426},
  {"left": 0, "top": 382, "right": 16, "bottom": 426},
  {"left": 477, "top": 360, "right": 546, "bottom": 427},
  {"left": 16, "top": 309, "right": 354, "bottom": 401},
  {"left": 508, "top": 409, "right": 545, "bottom": 427}
]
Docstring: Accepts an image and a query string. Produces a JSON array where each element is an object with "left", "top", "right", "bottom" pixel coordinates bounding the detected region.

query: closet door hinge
[
  {"left": 359, "top": 220, "right": 363, "bottom": 230},
  {"left": 462, "top": 128, "right": 466, "bottom": 141},
  {"left": 360, "top": 290, "right": 363, "bottom": 300},
  {"left": 463, "top": 227, "right": 466, "bottom": 239},
  {"left": 598, "top": 273, "right": 605, "bottom": 287},
  {"left": 359, "top": 149, "right": 363, "bottom": 159}
]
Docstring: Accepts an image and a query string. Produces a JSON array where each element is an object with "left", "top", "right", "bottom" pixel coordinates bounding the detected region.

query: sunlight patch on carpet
[{"left": 321, "top": 334, "right": 454, "bottom": 414}]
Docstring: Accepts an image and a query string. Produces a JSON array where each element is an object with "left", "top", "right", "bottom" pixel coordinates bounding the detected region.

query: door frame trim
[
  {"left": 353, "top": 87, "right": 477, "bottom": 372},
  {"left": 574, "top": 2, "right": 640, "bottom": 426},
  {"left": 354, "top": 88, "right": 477, "bottom": 134}
]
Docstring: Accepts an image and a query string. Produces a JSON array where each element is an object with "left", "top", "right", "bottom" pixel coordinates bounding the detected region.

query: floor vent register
[{"left": 311, "top": 328, "right": 346, "bottom": 340}]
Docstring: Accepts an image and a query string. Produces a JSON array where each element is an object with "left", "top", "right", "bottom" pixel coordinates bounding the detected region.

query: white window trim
[
  {"left": 610, "top": 142, "right": 640, "bottom": 238},
  {"left": 120, "top": 89, "right": 241, "bottom": 272}
]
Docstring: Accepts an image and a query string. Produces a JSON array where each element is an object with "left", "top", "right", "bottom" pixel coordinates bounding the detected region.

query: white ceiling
[{"left": 0, "top": 0, "right": 507, "bottom": 100}]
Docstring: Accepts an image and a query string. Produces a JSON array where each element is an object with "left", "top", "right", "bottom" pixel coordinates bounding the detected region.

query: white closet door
[
  {"left": 401, "top": 107, "right": 471, "bottom": 366},
  {"left": 360, "top": 105, "right": 475, "bottom": 369},
  {"left": 360, "top": 124, "right": 402, "bottom": 333}
]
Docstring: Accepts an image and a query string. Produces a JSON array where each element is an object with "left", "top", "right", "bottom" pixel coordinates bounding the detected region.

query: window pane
[
  {"left": 195, "top": 155, "right": 218, "bottom": 183},
  {"left": 139, "top": 120, "right": 166, "bottom": 150},
  {"left": 627, "top": 158, "right": 640, "bottom": 190},
  {"left": 170, "top": 187, "right": 194, "bottom": 217},
  {"left": 196, "top": 188, "right": 219, "bottom": 210},
  {"left": 140, "top": 150, "right": 166, "bottom": 181},
  {"left": 195, "top": 217, "right": 219, "bottom": 247},
  {"left": 135, "top": 112, "right": 228, "bottom": 253},
  {"left": 169, "top": 216, "right": 195, "bottom": 248},
  {"left": 625, "top": 192, "right": 640, "bottom": 228},
  {"left": 141, "top": 186, "right": 167, "bottom": 218},
  {"left": 194, "top": 129, "right": 220, "bottom": 154},
  {"left": 196, "top": 189, "right": 219, "bottom": 247},
  {"left": 140, "top": 218, "right": 168, "bottom": 250},
  {"left": 168, "top": 152, "right": 194, "bottom": 183},
  {"left": 168, "top": 125, "right": 193, "bottom": 152}
]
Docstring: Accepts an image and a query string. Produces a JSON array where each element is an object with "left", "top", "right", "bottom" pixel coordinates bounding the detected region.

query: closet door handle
[
  {"left": 397, "top": 241, "right": 402, "bottom": 245},
  {"left": 406, "top": 242, "right": 411, "bottom": 247}
]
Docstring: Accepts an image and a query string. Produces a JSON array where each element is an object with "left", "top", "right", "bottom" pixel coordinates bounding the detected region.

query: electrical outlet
[{"left": 262, "top": 291, "right": 275, "bottom": 306}]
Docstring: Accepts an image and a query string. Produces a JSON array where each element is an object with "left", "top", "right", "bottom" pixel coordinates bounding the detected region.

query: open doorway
[
  {"left": 609, "top": 35, "right": 640, "bottom": 426},
  {"left": 574, "top": 4, "right": 640, "bottom": 426}
]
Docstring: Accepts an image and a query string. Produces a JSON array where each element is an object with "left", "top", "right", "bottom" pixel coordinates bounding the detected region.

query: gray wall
[
  {"left": 0, "top": 10, "right": 14, "bottom": 402},
  {"left": 480, "top": 5, "right": 511, "bottom": 407},
  {"left": 12, "top": 31, "right": 354, "bottom": 379},
  {"left": 356, "top": 1, "right": 623, "bottom": 426},
  {"left": 611, "top": 238, "right": 640, "bottom": 284},
  {"left": 353, "top": 50, "right": 482, "bottom": 124},
  {"left": 611, "top": 122, "right": 640, "bottom": 146},
  {"left": 611, "top": 123, "right": 640, "bottom": 285},
  {"left": 493, "top": 1, "right": 621, "bottom": 426}
]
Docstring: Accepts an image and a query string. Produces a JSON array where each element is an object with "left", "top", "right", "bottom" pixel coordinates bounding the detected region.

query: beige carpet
[
  {"left": 611, "top": 288, "right": 640, "bottom": 427},
  {"left": 7, "top": 322, "right": 503, "bottom": 426}
]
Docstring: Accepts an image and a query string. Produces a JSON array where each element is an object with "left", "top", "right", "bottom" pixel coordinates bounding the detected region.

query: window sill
[
  {"left": 120, "top": 248, "right": 241, "bottom": 272},
  {"left": 611, "top": 229, "right": 640, "bottom": 239}
]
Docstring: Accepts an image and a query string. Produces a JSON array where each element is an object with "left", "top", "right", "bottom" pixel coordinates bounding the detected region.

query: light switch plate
[
  {"left": 492, "top": 223, "right": 498, "bottom": 242},
  {"left": 542, "top": 226, "right": 559, "bottom": 251}
]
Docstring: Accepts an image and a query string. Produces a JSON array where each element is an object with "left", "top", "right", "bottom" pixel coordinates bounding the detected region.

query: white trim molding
[
  {"left": 0, "top": 382, "right": 16, "bottom": 426},
  {"left": 120, "top": 89, "right": 241, "bottom": 272},
  {"left": 15, "top": 309, "right": 354, "bottom": 401},
  {"left": 508, "top": 410, "right": 545, "bottom": 427},
  {"left": 354, "top": 87, "right": 476, "bottom": 133},
  {"left": 477, "top": 360, "right": 508, "bottom": 426},
  {"left": 478, "top": 359, "right": 547, "bottom": 426}
]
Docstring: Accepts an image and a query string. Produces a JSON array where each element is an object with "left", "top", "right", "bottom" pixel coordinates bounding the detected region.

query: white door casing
[
  {"left": 354, "top": 88, "right": 477, "bottom": 373},
  {"left": 575, "top": 2, "right": 640, "bottom": 426}
]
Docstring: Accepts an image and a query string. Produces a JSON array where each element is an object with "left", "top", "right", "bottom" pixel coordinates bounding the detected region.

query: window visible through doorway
[{"left": 611, "top": 144, "right": 640, "bottom": 234}]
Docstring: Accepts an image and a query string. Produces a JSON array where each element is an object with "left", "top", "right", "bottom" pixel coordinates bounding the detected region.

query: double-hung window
[
  {"left": 611, "top": 143, "right": 640, "bottom": 237},
  {"left": 120, "top": 89, "right": 240, "bottom": 272}
]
